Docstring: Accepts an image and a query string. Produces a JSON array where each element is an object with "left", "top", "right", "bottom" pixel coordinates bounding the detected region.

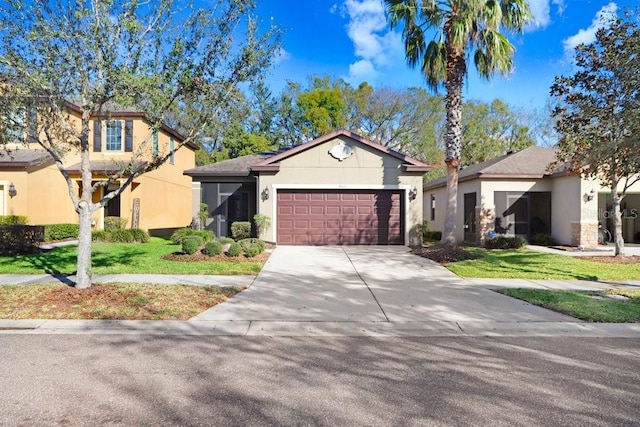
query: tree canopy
[{"left": 551, "top": 10, "right": 640, "bottom": 255}]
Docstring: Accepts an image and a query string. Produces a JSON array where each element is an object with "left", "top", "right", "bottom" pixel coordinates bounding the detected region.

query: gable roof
[
  {"left": 183, "top": 151, "right": 281, "bottom": 177},
  {"left": 423, "top": 146, "right": 558, "bottom": 190},
  {"left": 0, "top": 149, "right": 54, "bottom": 170},
  {"left": 251, "top": 129, "right": 431, "bottom": 173}
]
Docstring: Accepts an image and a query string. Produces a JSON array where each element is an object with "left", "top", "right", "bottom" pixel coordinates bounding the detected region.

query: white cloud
[
  {"left": 339, "top": 0, "right": 403, "bottom": 85},
  {"left": 563, "top": 2, "right": 618, "bottom": 54},
  {"left": 273, "top": 48, "right": 291, "bottom": 65},
  {"left": 527, "top": 0, "right": 553, "bottom": 28},
  {"left": 552, "top": 0, "right": 566, "bottom": 16}
]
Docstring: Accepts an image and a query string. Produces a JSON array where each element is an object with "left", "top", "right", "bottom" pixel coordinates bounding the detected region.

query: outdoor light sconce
[
  {"left": 408, "top": 186, "right": 418, "bottom": 201},
  {"left": 584, "top": 188, "right": 595, "bottom": 203},
  {"left": 261, "top": 186, "right": 270, "bottom": 201},
  {"left": 8, "top": 182, "right": 17, "bottom": 198}
]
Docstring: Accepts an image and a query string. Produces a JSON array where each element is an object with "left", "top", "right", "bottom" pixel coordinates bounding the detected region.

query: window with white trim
[
  {"left": 169, "top": 137, "right": 175, "bottom": 164},
  {"left": 106, "top": 120, "right": 123, "bottom": 151},
  {"left": 152, "top": 130, "right": 159, "bottom": 157}
]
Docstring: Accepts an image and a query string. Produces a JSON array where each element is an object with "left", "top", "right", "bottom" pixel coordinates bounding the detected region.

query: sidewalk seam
[{"left": 341, "top": 247, "right": 390, "bottom": 322}]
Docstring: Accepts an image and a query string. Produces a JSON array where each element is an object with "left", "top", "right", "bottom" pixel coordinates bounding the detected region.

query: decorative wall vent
[{"left": 328, "top": 142, "right": 353, "bottom": 161}]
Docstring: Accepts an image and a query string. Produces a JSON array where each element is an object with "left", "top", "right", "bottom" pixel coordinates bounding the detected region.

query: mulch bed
[
  {"left": 580, "top": 256, "right": 639, "bottom": 264},
  {"left": 412, "top": 245, "right": 477, "bottom": 264}
]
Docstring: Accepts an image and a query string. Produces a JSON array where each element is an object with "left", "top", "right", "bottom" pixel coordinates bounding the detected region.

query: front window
[
  {"left": 152, "top": 130, "right": 159, "bottom": 156},
  {"left": 169, "top": 137, "right": 174, "bottom": 164},
  {"left": 106, "top": 120, "right": 123, "bottom": 151}
]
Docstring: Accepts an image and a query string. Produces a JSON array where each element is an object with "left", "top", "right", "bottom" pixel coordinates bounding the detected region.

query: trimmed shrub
[
  {"left": 218, "top": 237, "right": 235, "bottom": 245},
  {"left": 423, "top": 231, "right": 442, "bottom": 241},
  {"left": 0, "top": 225, "right": 44, "bottom": 255},
  {"left": 238, "top": 238, "right": 265, "bottom": 254},
  {"left": 485, "top": 235, "right": 526, "bottom": 250},
  {"left": 171, "top": 227, "right": 215, "bottom": 245},
  {"left": 203, "top": 241, "right": 223, "bottom": 256},
  {"left": 0, "top": 215, "right": 28, "bottom": 225},
  {"left": 91, "top": 228, "right": 150, "bottom": 243},
  {"left": 182, "top": 236, "right": 204, "bottom": 255},
  {"left": 130, "top": 228, "right": 150, "bottom": 243},
  {"left": 529, "top": 233, "right": 556, "bottom": 246},
  {"left": 227, "top": 242, "right": 242, "bottom": 257},
  {"left": 104, "top": 216, "right": 128, "bottom": 230},
  {"left": 253, "top": 214, "right": 271, "bottom": 239},
  {"left": 43, "top": 223, "right": 79, "bottom": 241},
  {"left": 244, "top": 244, "right": 262, "bottom": 258},
  {"left": 231, "top": 221, "right": 251, "bottom": 241}
]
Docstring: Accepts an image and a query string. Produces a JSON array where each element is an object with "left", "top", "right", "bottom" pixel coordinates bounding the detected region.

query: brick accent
[
  {"left": 476, "top": 206, "right": 495, "bottom": 246},
  {"left": 571, "top": 221, "right": 598, "bottom": 248}
]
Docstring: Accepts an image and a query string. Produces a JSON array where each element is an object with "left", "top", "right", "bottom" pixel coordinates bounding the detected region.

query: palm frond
[
  {"left": 422, "top": 41, "right": 447, "bottom": 91},
  {"left": 474, "top": 29, "right": 515, "bottom": 78},
  {"left": 500, "top": 0, "right": 532, "bottom": 31}
]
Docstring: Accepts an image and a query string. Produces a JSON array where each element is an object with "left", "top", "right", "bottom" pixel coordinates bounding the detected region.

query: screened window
[{"left": 106, "top": 120, "right": 123, "bottom": 151}]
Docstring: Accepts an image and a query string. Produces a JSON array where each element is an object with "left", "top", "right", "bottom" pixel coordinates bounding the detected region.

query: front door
[{"left": 463, "top": 192, "right": 477, "bottom": 242}]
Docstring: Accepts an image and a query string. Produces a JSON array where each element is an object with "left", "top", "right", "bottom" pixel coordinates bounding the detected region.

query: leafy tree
[
  {"left": 0, "top": 0, "right": 280, "bottom": 288},
  {"left": 386, "top": 0, "right": 532, "bottom": 245},
  {"left": 551, "top": 11, "right": 640, "bottom": 256},
  {"left": 296, "top": 76, "right": 347, "bottom": 138},
  {"left": 462, "top": 99, "right": 534, "bottom": 165}
]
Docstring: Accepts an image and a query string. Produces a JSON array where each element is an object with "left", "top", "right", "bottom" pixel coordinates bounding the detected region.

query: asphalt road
[{"left": 1, "top": 336, "right": 639, "bottom": 426}]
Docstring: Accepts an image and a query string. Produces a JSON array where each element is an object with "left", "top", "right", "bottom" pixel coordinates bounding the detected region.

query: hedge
[
  {"left": 484, "top": 235, "right": 527, "bottom": 249},
  {"left": 0, "top": 215, "right": 27, "bottom": 225},
  {"left": 43, "top": 223, "right": 79, "bottom": 241},
  {"left": 0, "top": 225, "right": 44, "bottom": 255}
]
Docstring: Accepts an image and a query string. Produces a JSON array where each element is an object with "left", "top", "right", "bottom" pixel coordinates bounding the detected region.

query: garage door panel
[{"left": 277, "top": 189, "right": 404, "bottom": 245}]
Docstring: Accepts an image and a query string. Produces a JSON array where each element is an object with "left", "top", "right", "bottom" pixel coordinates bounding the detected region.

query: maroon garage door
[{"left": 276, "top": 190, "right": 404, "bottom": 245}]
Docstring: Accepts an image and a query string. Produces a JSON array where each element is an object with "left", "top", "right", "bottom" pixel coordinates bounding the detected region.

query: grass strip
[{"left": 500, "top": 288, "right": 640, "bottom": 323}]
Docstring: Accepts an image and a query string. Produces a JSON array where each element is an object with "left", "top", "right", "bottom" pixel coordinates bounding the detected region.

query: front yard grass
[
  {"left": 443, "top": 248, "right": 640, "bottom": 281},
  {"left": 0, "top": 237, "right": 264, "bottom": 275},
  {"left": 0, "top": 283, "right": 243, "bottom": 320},
  {"left": 500, "top": 288, "right": 640, "bottom": 323}
]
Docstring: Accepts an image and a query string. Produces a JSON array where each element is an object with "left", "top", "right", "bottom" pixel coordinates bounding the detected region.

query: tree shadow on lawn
[
  {"left": 466, "top": 250, "right": 599, "bottom": 281},
  {"left": 16, "top": 245, "right": 148, "bottom": 276}
]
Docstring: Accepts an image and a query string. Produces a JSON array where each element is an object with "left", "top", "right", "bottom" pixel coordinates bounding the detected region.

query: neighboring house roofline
[
  {"left": 0, "top": 149, "right": 54, "bottom": 170},
  {"left": 251, "top": 129, "right": 431, "bottom": 173}
]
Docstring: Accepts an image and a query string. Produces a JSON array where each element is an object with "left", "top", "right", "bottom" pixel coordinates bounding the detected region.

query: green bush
[
  {"left": 203, "top": 241, "right": 223, "bottom": 256},
  {"left": 0, "top": 225, "right": 44, "bottom": 255},
  {"left": 485, "top": 235, "right": 526, "bottom": 250},
  {"left": 0, "top": 215, "right": 27, "bottom": 225},
  {"left": 171, "top": 227, "right": 215, "bottom": 245},
  {"left": 529, "top": 233, "right": 556, "bottom": 246},
  {"left": 253, "top": 214, "right": 271, "bottom": 239},
  {"left": 218, "top": 237, "right": 235, "bottom": 245},
  {"left": 104, "top": 216, "right": 128, "bottom": 230},
  {"left": 43, "top": 223, "right": 79, "bottom": 241},
  {"left": 91, "top": 228, "right": 149, "bottom": 243},
  {"left": 424, "top": 231, "right": 442, "bottom": 241},
  {"left": 182, "top": 236, "right": 203, "bottom": 255},
  {"left": 231, "top": 221, "right": 251, "bottom": 241},
  {"left": 238, "top": 238, "right": 265, "bottom": 254},
  {"left": 227, "top": 242, "right": 242, "bottom": 257},
  {"left": 244, "top": 244, "right": 262, "bottom": 258}
]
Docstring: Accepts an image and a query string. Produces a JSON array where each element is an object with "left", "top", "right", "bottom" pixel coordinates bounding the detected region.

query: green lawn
[
  {"left": 0, "top": 238, "right": 263, "bottom": 275},
  {"left": 446, "top": 248, "right": 640, "bottom": 281},
  {"left": 501, "top": 288, "right": 640, "bottom": 323}
]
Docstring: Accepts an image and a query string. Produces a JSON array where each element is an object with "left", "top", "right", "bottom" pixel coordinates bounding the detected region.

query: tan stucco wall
[
  {"left": 4, "top": 111, "right": 194, "bottom": 231},
  {"left": 551, "top": 175, "right": 583, "bottom": 245},
  {"left": 257, "top": 135, "right": 424, "bottom": 245}
]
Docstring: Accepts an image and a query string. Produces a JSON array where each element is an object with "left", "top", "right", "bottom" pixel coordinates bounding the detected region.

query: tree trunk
[
  {"left": 76, "top": 203, "right": 93, "bottom": 288},
  {"left": 611, "top": 186, "right": 625, "bottom": 256},
  {"left": 441, "top": 45, "right": 465, "bottom": 247}
]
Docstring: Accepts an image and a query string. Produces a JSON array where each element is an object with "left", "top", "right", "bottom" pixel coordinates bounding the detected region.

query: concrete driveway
[{"left": 193, "top": 246, "right": 575, "bottom": 324}]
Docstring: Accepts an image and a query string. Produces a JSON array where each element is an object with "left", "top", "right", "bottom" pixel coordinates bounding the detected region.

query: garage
[{"left": 277, "top": 189, "right": 403, "bottom": 245}]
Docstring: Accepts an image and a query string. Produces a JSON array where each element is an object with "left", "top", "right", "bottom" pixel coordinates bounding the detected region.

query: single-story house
[
  {"left": 423, "top": 145, "right": 640, "bottom": 247},
  {"left": 184, "top": 129, "right": 431, "bottom": 245},
  {"left": 0, "top": 103, "right": 196, "bottom": 234}
]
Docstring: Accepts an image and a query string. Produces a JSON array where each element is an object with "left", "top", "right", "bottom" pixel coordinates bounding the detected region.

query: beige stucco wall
[
  {"left": 551, "top": 175, "right": 583, "bottom": 245},
  {"left": 3, "top": 111, "right": 194, "bottom": 231},
  {"left": 257, "top": 135, "right": 424, "bottom": 245}
]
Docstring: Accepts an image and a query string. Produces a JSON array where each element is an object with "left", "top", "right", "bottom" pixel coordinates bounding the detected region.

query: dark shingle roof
[
  {"left": 0, "top": 149, "right": 54, "bottom": 169},
  {"left": 65, "top": 160, "right": 147, "bottom": 175},
  {"left": 424, "top": 146, "right": 558, "bottom": 190},
  {"left": 183, "top": 151, "right": 282, "bottom": 177}
]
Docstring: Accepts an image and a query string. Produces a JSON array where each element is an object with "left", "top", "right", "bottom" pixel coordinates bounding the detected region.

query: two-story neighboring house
[{"left": 0, "top": 102, "right": 196, "bottom": 234}]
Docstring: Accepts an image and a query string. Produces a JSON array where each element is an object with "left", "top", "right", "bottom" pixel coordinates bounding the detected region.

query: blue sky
[{"left": 254, "top": 0, "right": 635, "bottom": 110}]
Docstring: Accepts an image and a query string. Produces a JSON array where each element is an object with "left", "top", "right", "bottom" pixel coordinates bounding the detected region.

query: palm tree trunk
[{"left": 441, "top": 49, "right": 465, "bottom": 247}]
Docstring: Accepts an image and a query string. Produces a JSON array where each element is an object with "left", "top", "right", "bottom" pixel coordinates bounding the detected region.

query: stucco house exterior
[
  {"left": 423, "top": 146, "right": 640, "bottom": 247},
  {"left": 185, "top": 129, "right": 430, "bottom": 245},
  {"left": 0, "top": 102, "right": 196, "bottom": 234}
]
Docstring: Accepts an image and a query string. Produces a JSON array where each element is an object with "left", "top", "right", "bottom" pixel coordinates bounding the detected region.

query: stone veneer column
[
  {"left": 571, "top": 221, "right": 598, "bottom": 248},
  {"left": 476, "top": 206, "right": 495, "bottom": 246}
]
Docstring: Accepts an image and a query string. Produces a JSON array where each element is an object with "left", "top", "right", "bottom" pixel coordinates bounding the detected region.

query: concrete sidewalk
[{"left": 0, "top": 246, "right": 638, "bottom": 337}]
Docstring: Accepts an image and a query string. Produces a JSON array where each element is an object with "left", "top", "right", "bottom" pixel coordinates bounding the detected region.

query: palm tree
[{"left": 385, "top": 0, "right": 532, "bottom": 245}]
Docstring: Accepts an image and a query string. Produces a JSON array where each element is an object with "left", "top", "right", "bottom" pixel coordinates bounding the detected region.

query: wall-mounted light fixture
[
  {"left": 584, "top": 188, "right": 595, "bottom": 203},
  {"left": 408, "top": 186, "right": 418, "bottom": 201},
  {"left": 8, "top": 182, "right": 17, "bottom": 198},
  {"left": 261, "top": 186, "right": 270, "bottom": 201}
]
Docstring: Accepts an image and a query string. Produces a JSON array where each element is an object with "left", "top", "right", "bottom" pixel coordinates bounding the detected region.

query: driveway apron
[{"left": 194, "top": 246, "right": 576, "bottom": 323}]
